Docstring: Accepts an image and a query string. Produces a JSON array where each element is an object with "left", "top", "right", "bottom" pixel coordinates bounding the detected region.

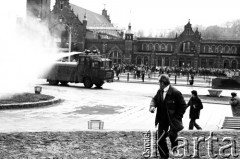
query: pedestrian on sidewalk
[
  {"left": 149, "top": 74, "right": 187, "bottom": 158},
  {"left": 147, "top": 69, "right": 151, "bottom": 78},
  {"left": 229, "top": 92, "right": 240, "bottom": 117},
  {"left": 189, "top": 73, "right": 194, "bottom": 85},
  {"left": 141, "top": 66, "right": 145, "bottom": 82},
  {"left": 116, "top": 66, "right": 120, "bottom": 80},
  {"left": 187, "top": 90, "right": 203, "bottom": 130}
]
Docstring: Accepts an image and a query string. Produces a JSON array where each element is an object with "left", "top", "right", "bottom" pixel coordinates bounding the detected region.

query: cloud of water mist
[{"left": 0, "top": 15, "right": 59, "bottom": 97}]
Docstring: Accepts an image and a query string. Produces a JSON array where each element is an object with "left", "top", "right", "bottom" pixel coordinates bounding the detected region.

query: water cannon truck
[{"left": 43, "top": 50, "right": 114, "bottom": 88}]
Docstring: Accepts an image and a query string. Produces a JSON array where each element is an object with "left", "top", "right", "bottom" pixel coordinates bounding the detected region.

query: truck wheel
[
  {"left": 60, "top": 81, "right": 68, "bottom": 86},
  {"left": 49, "top": 80, "right": 59, "bottom": 85},
  {"left": 95, "top": 83, "right": 103, "bottom": 88},
  {"left": 84, "top": 79, "right": 93, "bottom": 88}
]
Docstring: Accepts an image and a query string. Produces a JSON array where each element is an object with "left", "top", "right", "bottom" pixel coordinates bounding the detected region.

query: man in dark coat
[
  {"left": 149, "top": 74, "right": 187, "bottom": 159},
  {"left": 187, "top": 90, "right": 203, "bottom": 130},
  {"left": 229, "top": 92, "right": 240, "bottom": 117}
]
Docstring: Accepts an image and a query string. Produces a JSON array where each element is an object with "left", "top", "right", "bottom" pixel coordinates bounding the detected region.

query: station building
[{"left": 27, "top": 0, "right": 240, "bottom": 69}]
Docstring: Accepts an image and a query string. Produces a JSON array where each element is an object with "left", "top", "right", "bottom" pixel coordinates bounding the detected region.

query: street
[{"left": 0, "top": 80, "right": 233, "bottom": 132}]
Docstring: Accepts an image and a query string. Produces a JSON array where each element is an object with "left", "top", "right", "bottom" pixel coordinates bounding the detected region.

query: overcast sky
[{"left": 10, "top": 0, "right": 240, "bottom": 34}]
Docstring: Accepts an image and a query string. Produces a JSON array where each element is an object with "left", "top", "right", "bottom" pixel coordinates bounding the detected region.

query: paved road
[{"left": 0, "top": 80, "right": 234, "bottom": 132}]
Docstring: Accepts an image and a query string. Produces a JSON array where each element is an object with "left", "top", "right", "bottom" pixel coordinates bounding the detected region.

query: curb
[{"left": 0, "top": 98, "right": 63, "bottom": 110}]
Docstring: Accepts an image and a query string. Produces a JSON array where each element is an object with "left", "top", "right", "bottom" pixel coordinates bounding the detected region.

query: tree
[
  {"left": 135, "top": 30, "right": 145, "bottom": 37},
  {"left": 201, "top": 25, "right": 222, "bottom": 40},
  {"left": 166, "top": 26, "right": 183, "bottom": 38}
]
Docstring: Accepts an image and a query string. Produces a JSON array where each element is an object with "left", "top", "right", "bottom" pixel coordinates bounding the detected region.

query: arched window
[
  {"left": 167, "top": 44, "right": 172, "bottom": 51},
  {"left": 231, "top": 46, "right": 237, "bottom": 54},
  {"left": 149, "top": 43, "right": 154, "bottom": 51},
  {"left": 60, "top": 1, "right": 64, "bottom": 9},
  {"left": 204, "top": 45, "right": 209, "bottom": 53},
  {"left": 136, "top": 56, "right": 142, "bottom": 65},
  {"left": 110, "top": 51, "right": 122, "bottom": 64},
  {"left": 158, "top": 57, "right": 162, "bottom": 67},
  {"left": 209, "top": 59, "right": 214, "bottom": 68},
  {"left": 146, "top": 44, "right": 149, "bottom": 51},
  {"left": 179, "top": 58, "right": 184, "bottom": 67},
  {"left": 155, "top": 44, "right": 160, "bottom": 51},
  {"left": 218, "top": 45, "right": 223, "bottom": 53},
  {"left": 223, "top": 60, "right": 229, "bottom": 69},
  {"left": 209, "top": 47, "right": 212, "bottom": 53},
  {"left": 160, "top": 44, "right": 166, "bottom": 51},
  {"left": 211, "top": 45, "right": 216, "bottom": 53},
  {"left": 225, "top": 46, "right": 230, "bottom": 53},
  {"left": 144, "top": 56, "right": 149, "bottom": 65},
  {"left": 142, "top": 44, "right": 147, "bottom": 51},
  {"left": 232, "top": 60, "right": 237, "bottom": 69}
]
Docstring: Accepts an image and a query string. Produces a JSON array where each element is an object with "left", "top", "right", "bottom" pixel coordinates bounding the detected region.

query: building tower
[
  {"left": 124, "top": 22, "right": 134, "bottom": 64},
  {"left": 26, "top": 0, "right": 51, "bottom": 22},
  {"left": 102, "top": 6, "right": 111, "bottom": 23},
  {"left": 83, "top": 10, "right": 87, "bottom": 38}
]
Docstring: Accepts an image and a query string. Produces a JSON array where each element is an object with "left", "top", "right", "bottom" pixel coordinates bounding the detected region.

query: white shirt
[{"left": 162, "top": 85, "right": 170, "bottom": 100}]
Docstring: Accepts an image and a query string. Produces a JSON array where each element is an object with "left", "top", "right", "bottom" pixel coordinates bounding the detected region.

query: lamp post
[{"left": 175, "top": 65, "right": 177, "bottom": 84}]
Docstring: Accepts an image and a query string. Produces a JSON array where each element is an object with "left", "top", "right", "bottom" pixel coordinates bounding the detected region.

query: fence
[{"left": 114, "top": 71, "right": 212, "bottom": 87}]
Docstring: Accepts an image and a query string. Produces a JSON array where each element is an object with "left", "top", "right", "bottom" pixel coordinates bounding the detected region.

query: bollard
[
  {"left": 88, "top": 120, "right": 104, "bottom": 130},
  {"left": 175, "top": 74, "right": 177, "bottom": 84},
  {"left": 209, "top": 77, "right": 211, "bottom": 88},
  {"left": 34, "top": 86, "right": 42, "bottom": 94},
  {"left": 127, "top": 73, "right": 129, "bottom": 82}
]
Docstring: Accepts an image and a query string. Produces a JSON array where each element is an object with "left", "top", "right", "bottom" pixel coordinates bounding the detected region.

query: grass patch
[
  {"left": 0, "top": 131, "right": 239, "bottom": 158},
  {"left": 0, "top": 93, "right": 54, "bottom": 104}
]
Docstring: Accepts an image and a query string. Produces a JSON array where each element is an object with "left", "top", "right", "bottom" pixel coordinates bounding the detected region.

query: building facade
[
  {"left": 26, "top": 0, "right": 51, "bottom": 21},
  {"left": 27, "top": 0, "right": 240, "bottom": 69},
  {"left": 87, "top": 20, "right": 240, "bottom": 69}
]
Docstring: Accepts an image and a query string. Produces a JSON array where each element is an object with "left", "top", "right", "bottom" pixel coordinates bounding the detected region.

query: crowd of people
[{"left": 112, "top": 63, "right": 240, "bottom": 81}]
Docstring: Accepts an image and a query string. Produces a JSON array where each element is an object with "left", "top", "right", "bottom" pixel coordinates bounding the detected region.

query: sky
[{"left": 8, "top": 0, "right": 240, "bottom": 35}]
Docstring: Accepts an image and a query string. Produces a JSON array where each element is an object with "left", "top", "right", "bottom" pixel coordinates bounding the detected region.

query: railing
[{"left": 113, "top": 71, "right": 211, "bottom": 87}]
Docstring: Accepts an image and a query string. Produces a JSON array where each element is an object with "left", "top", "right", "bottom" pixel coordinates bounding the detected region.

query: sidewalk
[{"left": 114, "top": 73, "right": 232, "bottom": 106}]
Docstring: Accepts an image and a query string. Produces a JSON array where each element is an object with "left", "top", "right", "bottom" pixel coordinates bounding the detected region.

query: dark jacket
[
  {"left": 229, "top": 96, "right": 240, "bottom": 117},
  {"left": 187, "top": 96, "right": 203, "bottom": 119},
  {"left": 150, "top": 85, "right": 187, "bottom": 132}
]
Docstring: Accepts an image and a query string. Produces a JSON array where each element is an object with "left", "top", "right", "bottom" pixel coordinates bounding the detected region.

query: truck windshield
[
  {"left": 92, "top": 61, "right": 99, "bottom": 68},
  {"left": 100, "top": 60, "right": 112, "bottom": 70}
]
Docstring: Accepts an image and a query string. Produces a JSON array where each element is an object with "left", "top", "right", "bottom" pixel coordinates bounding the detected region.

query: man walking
[
  {"left": 229, "top": 92, "right": 240, "bottom": 117},
  {"left": 149, "top": 74, "right": 187, "bottom": 159},
  {"left": 187, "top": 90, "right": 203, "bottom": 130},
  {"left": 141, "top": 66, "right": 145, "bottom": 82}
]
